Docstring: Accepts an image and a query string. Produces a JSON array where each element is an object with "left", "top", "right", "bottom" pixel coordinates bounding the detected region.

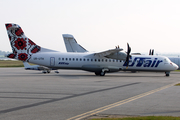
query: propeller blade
[
  {"left": 125, "top": 43, "right": 131, "bottom": 69},
  {"left": 152, "top": 49, "right": 154, "bottom": 55},
  {"left": 149, "top": 49, "right": 152, "bottom": 55}
]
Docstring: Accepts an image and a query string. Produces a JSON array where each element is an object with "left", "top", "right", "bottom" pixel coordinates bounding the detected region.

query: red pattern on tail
[{"left": 5, "top": 23, "right": 41, "bottom": 62}]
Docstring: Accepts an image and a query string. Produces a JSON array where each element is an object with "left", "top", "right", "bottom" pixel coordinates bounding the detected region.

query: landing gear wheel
[
  {"left": 47, "top": 70, "right": 51, "bottom": 73},
  {"left": 95, "top": 71, "right": 105, "bottom": 76},
  {"left": 95, "top": 72, "right": 100, "bottom": 76},
  {"left": 166, "top": 74, "right": 169, "bottom": 77},
  {"left": 100, "top": 71, "right": 105, "bottom": 76},
  {"left": 165, "top": 72, "right": 170, "bottom": 77}
]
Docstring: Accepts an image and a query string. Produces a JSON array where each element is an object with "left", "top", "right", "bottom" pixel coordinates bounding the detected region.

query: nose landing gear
[{"left": 165, "top": 72, "right": 170, "bottom": 77}]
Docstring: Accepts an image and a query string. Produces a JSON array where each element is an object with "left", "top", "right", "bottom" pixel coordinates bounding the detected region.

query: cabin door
[{"left": 50, "top": 57, "right": 55, "bottom": 66}]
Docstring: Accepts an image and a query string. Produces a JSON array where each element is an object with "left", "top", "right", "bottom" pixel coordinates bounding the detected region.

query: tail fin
[
  {"left": 5, "top": 23, "right": 58, "bottom": 62},
  {"left": 5, "top": 23, "right": 41, "bottom": 62},
  {"left": 62, "top": 34, "right": 88, "bottom": 52}
]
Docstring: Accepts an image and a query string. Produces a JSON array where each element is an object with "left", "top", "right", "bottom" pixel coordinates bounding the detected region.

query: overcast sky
[{"left": 1, "top": 0, "right": 180, "bottom": 55}]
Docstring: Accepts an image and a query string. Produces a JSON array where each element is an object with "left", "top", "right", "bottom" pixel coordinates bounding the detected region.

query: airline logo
[
  {"left": 59, "top": 62, "right": 69, "bottom": 65},
  {"left": 5, "top": 23, "right": 41, "bottom": 62},
  {"left": 123, "top": 57, "right": 163, "bottom": 67}
]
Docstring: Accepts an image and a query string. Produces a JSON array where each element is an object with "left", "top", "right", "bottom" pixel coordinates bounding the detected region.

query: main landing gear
[
  {"left": 42, "top": 70, "right": 59, "bottom": 74},
  {"left": 95, "top": 71, "right": 105, "bottom": 76},
  {"left": 42, "top": 70, "right": 51, "bottom": 74},
  {"left": 95, "top": 69, "right": 109, "bottom": 76}
]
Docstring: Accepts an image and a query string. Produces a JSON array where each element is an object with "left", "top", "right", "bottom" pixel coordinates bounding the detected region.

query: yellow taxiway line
[{"left": 67, "top": 82, "right": 176, "bottom": 120}]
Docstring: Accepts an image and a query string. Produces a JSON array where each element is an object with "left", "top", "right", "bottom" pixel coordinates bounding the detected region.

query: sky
[{"left": 1, "top": 0, "right": 180, "bottom": 55}]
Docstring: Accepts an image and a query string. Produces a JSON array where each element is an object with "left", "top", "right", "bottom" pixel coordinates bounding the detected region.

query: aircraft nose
[
  {"left": 175, "top": 63, "right": 179, "bottom": 70},
  {"left": 172, "top": 62, "right": 179, "bottom": 70}
]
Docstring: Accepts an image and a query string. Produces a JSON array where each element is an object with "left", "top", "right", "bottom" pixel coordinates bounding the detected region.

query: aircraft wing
[
  {"left": 23, "top": 62, "right": 50, "bottom": 70},
  {"left": 37, "top": 66, "right": 51, "bottom": 70},
  {"left": 93, "top": 48, "right": 123, "bottom": 57}
]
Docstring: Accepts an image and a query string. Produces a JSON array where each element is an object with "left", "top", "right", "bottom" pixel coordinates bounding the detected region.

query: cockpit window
[{"left": 164, "top": 57, "right": 171, "bottom": 63}]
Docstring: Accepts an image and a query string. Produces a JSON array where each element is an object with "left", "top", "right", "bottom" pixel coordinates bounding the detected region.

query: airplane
[
  {"left": 5, "top": 23, "right": 178, "bottom": 76},
  {"left": 62, "top": 34, "right": 180, "bottom": 75}
]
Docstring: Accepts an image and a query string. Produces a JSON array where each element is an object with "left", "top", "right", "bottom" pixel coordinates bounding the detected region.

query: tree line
[{"left": 0, "top": 50, "right": 11, "bottom": 55}]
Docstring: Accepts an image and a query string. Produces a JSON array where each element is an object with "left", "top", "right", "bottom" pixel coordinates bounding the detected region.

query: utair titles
[{"left": 123, "top": 57, "right": 163, "bottom": 67}]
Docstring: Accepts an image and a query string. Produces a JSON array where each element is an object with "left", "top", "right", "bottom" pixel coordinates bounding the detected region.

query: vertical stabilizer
[
  {"left": 5, "top": 23, "right": 57, "bottom": 62},
  {"left": 5, "top": 23, "right": 41, "bottom": 62},
  {"left": 62, "top": 34, "right": 88, "bottom": 52}
]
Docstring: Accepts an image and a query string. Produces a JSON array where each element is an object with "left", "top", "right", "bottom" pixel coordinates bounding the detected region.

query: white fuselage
[{"left": 29, "top": 52, "right": 178, "bottom": 73}]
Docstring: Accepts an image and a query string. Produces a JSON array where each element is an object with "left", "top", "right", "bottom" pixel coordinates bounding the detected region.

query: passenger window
[
  {"left": 62, "top": 58, "right": 64, "bottom": 60},
  {"left": 76, "top": 58, "right": 78, "bottom": 61}
]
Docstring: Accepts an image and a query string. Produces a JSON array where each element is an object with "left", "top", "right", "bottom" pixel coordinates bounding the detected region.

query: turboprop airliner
[
  {"left": 63, "top": 34, "right": 179, "bottom": 76},
  {"left": 5, "top": 23, "right": 178, "bottom": 76}
]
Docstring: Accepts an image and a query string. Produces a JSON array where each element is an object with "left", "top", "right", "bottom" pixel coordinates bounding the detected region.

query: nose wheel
[{"left": 165, "top": 72, "right": 170, "bottom": 77}]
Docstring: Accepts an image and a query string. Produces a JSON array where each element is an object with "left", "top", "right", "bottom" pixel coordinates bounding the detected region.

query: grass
[
  {"left": 0, "top": 60, "right": 35, "bottom": 67},
  {"left": 90, "top": 116, "right": 180, "bottom": 120},
  {"left": 0, "top": 60, "right": 24, "bottom": 67},
  {"left": 175, "top": 83, "right": 180, "bottom": 86}
]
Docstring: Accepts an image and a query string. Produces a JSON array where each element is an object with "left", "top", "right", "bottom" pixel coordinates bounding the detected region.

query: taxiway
[{"left": 0, "top": 68, "right": 180, "bottom": 120}]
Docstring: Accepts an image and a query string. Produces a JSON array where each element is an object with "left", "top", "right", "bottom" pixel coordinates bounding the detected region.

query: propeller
[
  {"left": 115, "top": 45, "right": 120, "bottom": 49},
  {"left": 125, "top": 43, "right": 131, "bottom": 69},
  {"left": 149, "top": 49, "right": 154, "bottom": 55},
  {"left": 152, "top": 49, "right": 154, "bottom": 55},
  {"left": 149, "top": 49, "right": 152, "bottom": 55}
]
